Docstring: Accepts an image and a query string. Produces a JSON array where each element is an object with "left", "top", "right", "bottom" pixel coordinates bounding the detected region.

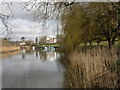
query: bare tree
[
  {"left": 21, "top": 0, "right": 76, "bottom": 27},
  {"left": 0, "top": 2, "right": 13, "bottom": 38}
]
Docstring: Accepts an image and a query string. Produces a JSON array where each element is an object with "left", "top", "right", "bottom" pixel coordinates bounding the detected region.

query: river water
[{"left": 2, "top": 49, "right": 64, "bottom": 88}]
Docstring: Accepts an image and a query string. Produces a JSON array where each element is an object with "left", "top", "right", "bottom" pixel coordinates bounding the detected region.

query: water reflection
[
  {"left": 35, "top": 50, "right": 58, "bottom": 62},
  {"left": 2, "top": 49, "right": 64, "bottom": 88},
  {"left": 0, "top": 51, "right": 20, "bottom": 59},
  {"left": 21, "top": 49, "right": 25, "bottom": 59}
]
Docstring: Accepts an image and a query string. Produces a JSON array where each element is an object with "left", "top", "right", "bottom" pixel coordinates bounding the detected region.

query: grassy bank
[
  {"left": 0, "top": 50, "right": 20, "bottom": 59},
  {"left": 0, "top": 38, "right": 20, "bottom": 53},
  {"left": 61, "top": 46, "right": 120, "bottom": 88},
  {"left": 0, "top": 46, "right": 20, "bottom": 53}
]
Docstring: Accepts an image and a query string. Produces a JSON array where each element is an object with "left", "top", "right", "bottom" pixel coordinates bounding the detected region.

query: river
[{"left": 1, "top": 49, "right": 64, "bottom": 88}]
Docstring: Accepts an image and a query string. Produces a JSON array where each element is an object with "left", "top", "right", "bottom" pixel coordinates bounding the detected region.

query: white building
[
  {"left": 19, "top": 42, "right": 25, "bottom": 46},
  {"left": 46, "top": 35, "right": 57, "bottom": 44},
  {"left": 36, "top": 35, "right": 57, "bottom": 44}
]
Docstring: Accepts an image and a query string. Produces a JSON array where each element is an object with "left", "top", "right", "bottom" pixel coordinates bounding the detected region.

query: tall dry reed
[{"left": 63, "top": 46, "right": 120, "bottom": 88}]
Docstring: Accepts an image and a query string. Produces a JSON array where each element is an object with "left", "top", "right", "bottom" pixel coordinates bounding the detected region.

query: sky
[{"left": 0, "top": 2, "right": 61, "bottom": 41}]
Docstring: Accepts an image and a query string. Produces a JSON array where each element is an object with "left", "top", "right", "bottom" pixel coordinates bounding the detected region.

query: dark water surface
[{"left": 2, "top": 49, "right": 64, "bottom": 88}]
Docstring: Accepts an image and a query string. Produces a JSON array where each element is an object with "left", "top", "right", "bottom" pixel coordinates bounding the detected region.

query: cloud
[
  {"left": 10, "top": 18, "right": 44, "bottom": 41},
  {"left": 10, "top": 18, "right": 59, "bottom": 41}
]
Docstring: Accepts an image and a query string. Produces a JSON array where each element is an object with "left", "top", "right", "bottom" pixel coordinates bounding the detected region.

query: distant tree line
[{"left": 61, "top": 2, "right": 120, "bottom": 53}]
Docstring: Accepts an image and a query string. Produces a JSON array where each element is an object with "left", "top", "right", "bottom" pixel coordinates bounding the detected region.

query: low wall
[{"left": 0, "top": 46, "right": 20, "bottom": 53}]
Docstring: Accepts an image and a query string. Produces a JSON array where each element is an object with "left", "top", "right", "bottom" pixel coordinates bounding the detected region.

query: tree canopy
[{"left": 61, "top": 2, "right": 120, "bottom": 53}]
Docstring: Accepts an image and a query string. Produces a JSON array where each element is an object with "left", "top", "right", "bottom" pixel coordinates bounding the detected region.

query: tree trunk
[
  {"left": 84, "top": 43, "right": 86, "bottom": 46},
  {"left": 107, "top": 37, "right": 116, "bottom": 49},
  {"left": 97, "top": 42, "right": 100, "bottom": 46},
  {"left": 89, "top": 40, "right": 92, "bottom": 46},
  {"left": 108, "top": 39, "right": 111, "bottom": 48},
  {"left": 111, "top": 37, "right": 115, "bottom": 45}
]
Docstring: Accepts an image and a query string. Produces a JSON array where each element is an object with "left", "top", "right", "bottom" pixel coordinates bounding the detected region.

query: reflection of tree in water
[
  {"left": 21, "top": 49, "right": 34, "bottom": 59},
  {"left": 62, "top": 47, "right": 120, "bottom": 88},
  {"left": 25, "top": 50, "right": 34, "bottom": 55},
  {"left": 36, "top": 50, "right": 47, "bottom": 61},
  {"left": 36, "top": 50, "right": 38, "bottom": 58},
  {"left": 21, "top": 49, "right": 26, "bottom": 59},
  {"left": 22, "top": 53, "right": 25, "bottom": 59}
]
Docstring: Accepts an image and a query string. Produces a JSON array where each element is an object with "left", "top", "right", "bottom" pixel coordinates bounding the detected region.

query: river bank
[
  {"left": 0, "top": 46, "right": 20, "bottom": 53},
  {"left": 0, "top": 50, "right": 20, "bottom": 59},
  {"left": 0, "top": 38, "right": 21, "bottom": 53},
  {"left": 0, "top": 46, "right": 20, "bottom": 59}
]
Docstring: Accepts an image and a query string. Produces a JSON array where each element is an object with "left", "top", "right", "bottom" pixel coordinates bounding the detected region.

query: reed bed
[{"left": 63, "top": 46, "right": 120, "bottom": 88}]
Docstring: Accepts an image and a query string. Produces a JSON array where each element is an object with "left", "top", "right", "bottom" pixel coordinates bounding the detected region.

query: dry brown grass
[
  {"left": 0, "top": 50, "right": 20, "bottom": 59},
  {"left": 0, "top": 38, "right": 20, "bottom": 53},
  {"left": 0, "top": 46, "right": 20, "bottom": 53},
  {"left": 63, "top": 46, "right": 120, "bottom": 88}
]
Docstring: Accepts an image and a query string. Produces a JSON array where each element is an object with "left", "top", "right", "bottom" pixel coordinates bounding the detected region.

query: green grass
[
  {"left": 36, "top": 43, "right": 59, "bottom": 47},
  {"left": 79, "top": 41, "right": 120, "bottom": 46},
  {"left": 115, "top": 41, "right": 120, "bottom": 46}
]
